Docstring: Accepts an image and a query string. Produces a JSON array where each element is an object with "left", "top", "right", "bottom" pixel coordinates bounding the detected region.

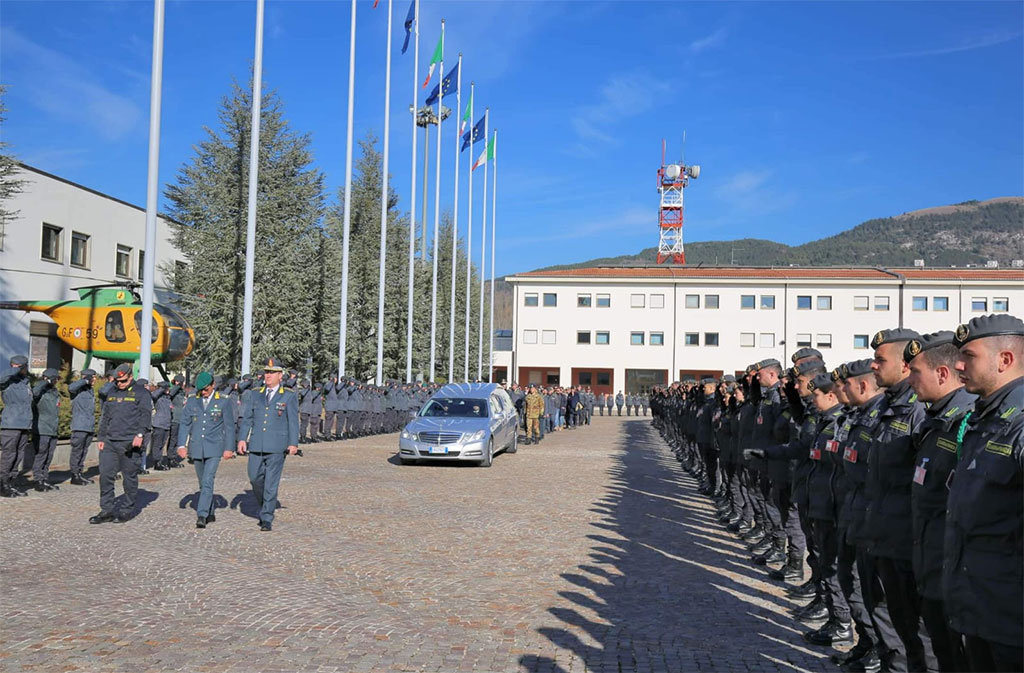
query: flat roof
[{"left": 509, "top": 266, "right": 1024, "bottom": 281}]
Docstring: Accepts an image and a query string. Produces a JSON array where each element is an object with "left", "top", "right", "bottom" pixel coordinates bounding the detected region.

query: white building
[
  {"left": 0, "top": 164, "right": 185, "bottom": 375},
  {"left": 505, "top": 266, "right": 1024, "bottom": 394}
]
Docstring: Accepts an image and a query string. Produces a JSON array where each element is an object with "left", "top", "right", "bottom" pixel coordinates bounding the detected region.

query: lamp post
[{"left": 411, "top": 104, "right": 449, "bottom": 261}]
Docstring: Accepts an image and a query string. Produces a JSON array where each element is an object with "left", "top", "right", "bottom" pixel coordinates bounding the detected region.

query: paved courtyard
[{"left": 1, "top": 415, "right": 838, "bottom": 673}]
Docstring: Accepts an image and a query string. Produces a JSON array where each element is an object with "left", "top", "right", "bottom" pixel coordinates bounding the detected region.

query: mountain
[{"left": 488, "top": 197, "right": 1023, "bottom": 328}]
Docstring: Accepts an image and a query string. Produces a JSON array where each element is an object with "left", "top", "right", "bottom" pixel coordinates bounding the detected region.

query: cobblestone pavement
[{"left": 1, "top": 416, "right": 839, "bottom": 673}]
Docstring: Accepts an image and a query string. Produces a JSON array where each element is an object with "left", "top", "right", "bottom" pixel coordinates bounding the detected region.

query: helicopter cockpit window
[
  {"left": 105, "top": 311, "right": 126, "bottom": 343},
  {"left": 133, "top": 310, "right": 159, "bottom": 343},
  {"left": 155, "top": 303, "right": 188, "bottom": 330}
]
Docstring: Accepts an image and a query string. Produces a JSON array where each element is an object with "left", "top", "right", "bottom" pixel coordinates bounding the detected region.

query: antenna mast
[{"left": 656, "top": 137, "right": 699, "bottom": 264}]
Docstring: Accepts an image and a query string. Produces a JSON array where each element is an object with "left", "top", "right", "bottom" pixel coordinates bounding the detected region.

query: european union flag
[
  {"left": 401, "top": 0, "right": 415, "bottom": 55},
  {"left": 425, "top": 62, "right": 459, "bottom": 106},
  {"left": 461, "top": 115, "right": 485, "bottom": 152}
]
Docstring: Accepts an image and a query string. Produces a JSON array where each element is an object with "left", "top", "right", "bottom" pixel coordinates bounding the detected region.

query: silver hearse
[{"left": 398, "top": 383, "right": 519, "bottom": 466}]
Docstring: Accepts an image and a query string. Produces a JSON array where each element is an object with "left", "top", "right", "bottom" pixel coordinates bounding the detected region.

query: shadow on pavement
[{"left": 520, "top": 419, "right": 830, "bottom": 673}]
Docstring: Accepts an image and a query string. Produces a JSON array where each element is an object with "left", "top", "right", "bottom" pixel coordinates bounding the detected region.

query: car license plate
[{"left": 429, "top": 446, "right": 448, "bottom": 455}]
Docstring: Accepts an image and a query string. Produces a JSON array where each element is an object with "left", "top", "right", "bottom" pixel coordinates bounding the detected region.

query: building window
[
  {"left": 577, "top": 294, "right": 592, "bottom": 307},
  {"left": 578, "top": 372, "right": 593, "bottom": 386},
  {"left": 874, "top": 296, "right": 890, "bottom": 311},
  {"left": 704, "top": 332, "right": 719, "bottom": 347},
  {"left": 817, "top": 296, "right": 833, "bottom": 310},
  {"left": 816, "top": 333, "right": 833, "bottom": 348},
  {"left": 760, "top": 333, "right": 775, "bottom": 348},
  {"left": 650, "top": 294, "right": 665, "bottom": 309},
  {"left": 797, "top": 295, "right": 812, "bottom": 310},
  {"left": 760, "top": 295, "right": 776, "bottom": 310},
  {"left": 741, "top": 295, "right": 755, "bottom": 310},
  {"left": 685, "top": 294, "right": 700, "bottom": 309},
  {"left": 912, "top": 296, "right": 928, "bottom": 311},
  {"left": 934, "top": 296, "right": 949, "bottom": 311},
  {"left": 630, "top": 332, "right": 645, "bottom": 346},
  {"left": 994, "top": 298, "right": 1009, "bottom": 312},
  {"left": 705, "top": 294, "right": 719, "bottom": 309},
  {"left": 971, "top": 297, "right": 987, "bottom": 312},
  {"left": 524, "top": 293, "right": 538, "bottom": 307},
  {"left": 854, "top": 334, "right": 869, "bottom": 349},
  {"left": 543, "top": 293, "right": 557, "bottom": 307},
  {"left": 595, "top": 331, "right": 610, "bottom": 345},
  {"left": 796, "top": 333, "right": 812, "bottom": 347},
  {"left": 597, "top": 372, "right": 611, "bottom": 386},
  {"left": 740, "top": 332, "right": 755, "bottom": 347},
  {"left": 577, "top": 331, "right": 591, "bottom": 344},
  {"left": 41, "top": 224, "right": 62, "bottom": 262},
  {"left": 684, "top": 332, "right": 699, "bottom": 346},
  {"left": 541, "top": 330, "right": 557, "bottom": 344},
  {"left": 70, "top": 232, "right": 90, "bottom": 269},
  {"left": 596, "top": 294, "right": 611, "bottom": 307},
  {"left": 137, "top": 250, "right": 146, "bottom": 281},
  {"left": 523, "top": 329, "right": 538, "bottom": 344},
  {"left": 854, "top": 295, "right": 869, "bottom": 311},
  {"left": 115, "top": 244, "right": 132, "bottom": 278},
  {"left": 630, "top": 294, "right": 645, "bottom": 308},
  {"left": 650, "top": 332, "right": 665, "bottom": 346}
]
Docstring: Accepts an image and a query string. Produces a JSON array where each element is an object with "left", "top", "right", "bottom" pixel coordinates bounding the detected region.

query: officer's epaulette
[
  {"left": 1000, "top": 406, "right": 1019, "bottom": 421},
  {"left": 214, "top": 392, "right": 221, "bottom": 400},
  {"left": 908, "top": 393, "right": 919, "bottom": 404},
  {"left": 944, "top": 406, "right": 960, "bottom": 419},
  {"left": 259, "top": 386, "right": 266, "bottom": 393}
]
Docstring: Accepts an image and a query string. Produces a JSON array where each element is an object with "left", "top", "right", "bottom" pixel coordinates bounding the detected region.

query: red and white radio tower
[{"left": 656, "top": 139, "right": 700, "bottom": 264}]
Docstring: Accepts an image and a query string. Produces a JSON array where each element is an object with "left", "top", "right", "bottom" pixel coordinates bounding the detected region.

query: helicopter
[{"left": 0, "top": 282, "right": 195, "bottom": 379}]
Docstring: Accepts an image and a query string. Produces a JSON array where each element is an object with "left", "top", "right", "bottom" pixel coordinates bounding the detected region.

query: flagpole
[
  {"left": 476, "top": 108, "right": 488, "bottom": 381},
  {"left": 139, "top": 0, "right": 165, "bottom": 380},
  {"left": 405, "top": 0, "right": 419, "bottom": 383},
  {"left": 447, "top": 54, "right": 461, "bottom": 382},
  {"left": 489, "top": 128, "right": 497, "bottom": 382},
  {"left": 375, "top": 0, "right": 394, "bottom": 386},
  {"left": 428, "top": 19, "right": 444, "bottom": 382},
  {"left": 338, "top": 0, "right": 357, "bottom": 377},
  {"left": 463, "top": 83, "right": 473, "bottom": 382}
]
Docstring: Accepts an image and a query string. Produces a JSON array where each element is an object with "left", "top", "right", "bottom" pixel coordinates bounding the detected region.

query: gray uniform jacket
[
  {"left": 169, "top": 385, "right": 185, "bottom": 423},
  {"left": 239, "top": 385, "right": 299, "bottom": 453},
  {"left": 33, "top": 381, "right": 60, "bottom": 437},
  {"left": 69, "top": 378, "right": 96, "bottom": 433},
  {"left": 325, "top": 382, "right": 340, "bottom": 412},
  {"left": 152, "top": 388, "right": 172, "bottom": 429},
  {"left": 178, "top": 392, "right": 236, "bottom": 459},
  {"left": 0, "top": 367, "right": 32, "bottom": 430}
]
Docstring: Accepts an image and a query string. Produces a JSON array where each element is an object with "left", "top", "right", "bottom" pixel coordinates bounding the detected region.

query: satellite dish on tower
[
  {"left": 665, "top": 164, "right": 682, "bottom": 180},
  {"left": 687, "top": 165, "right": 701, "bottom": 179}
]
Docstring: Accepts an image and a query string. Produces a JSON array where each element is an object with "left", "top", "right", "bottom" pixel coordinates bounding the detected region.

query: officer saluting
[
  {"left": 1, "top": 355, "right": 32, "bottom": 497},
  {"left": 90, "top": 363, "right": 153, "bottom": 524},
  {"left": 945, "top": 314, "right": 1024, "bottom": 672},
  {"left": 177, "top": 372, "right": 235, "bottom": 529},
  {"left": 237, "top": 357, "right": 299, "bottom": 532}
]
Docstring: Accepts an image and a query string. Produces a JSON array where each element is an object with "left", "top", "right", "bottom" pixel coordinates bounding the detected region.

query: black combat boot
[{"left": 803, "top": 618, "right": 853, "bottom": 646}]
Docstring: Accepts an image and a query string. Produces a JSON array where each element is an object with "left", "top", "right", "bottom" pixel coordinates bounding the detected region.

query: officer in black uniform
[
  {"left": 0, "top": 355, "right": 31, "bottom": 497},
  {"left": 904, "top": 331, "right": 974, "bottom": 673},
  {"left": 90, "top": 363, "right": 153, "bottom": 524},
  {"left": 945, "top": 314, "right": 1023, "bottom": 672}
]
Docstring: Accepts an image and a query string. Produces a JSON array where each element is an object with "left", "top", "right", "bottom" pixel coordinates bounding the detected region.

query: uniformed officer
[
  {"left": 68, "top": 368, "right": 97, "bottom": 485},
  {"left": 0, "top": 355, "right": 32, "bottom": 497},
  {"left": 945, "top": 314, "right": 1024, "bottom": 672},
  {"left": 615, "top": 391, "right": 624, "bottom": 416},
  {"left": 167, "top": 374, "right": 186, "bottom": 466},
  {"left": 298, "top": 379, "right": 314, "bottom": 443},
  {"left": 31, "top": 367, "right": 61, "bottom": 491},
  {"left": 904, "top": 331, "right": 974, "bottom": 673},
  {"left": 150, "top": 381, "right": 173, "bottom": 470},
  {"left": 90, "top": 363, "right": 153, "bottom": 524},
  {"left": 323, "top": 376, "right": 340, "bottom": 440},
  {"left": 177, "top": 371, "right": 236, "bottom": 528},
  {"left": 237, "top": 357, "right": 299, "bottom": 532}
]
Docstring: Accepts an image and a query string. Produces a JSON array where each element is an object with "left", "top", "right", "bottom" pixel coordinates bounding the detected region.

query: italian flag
[
  {"left": 460, "top": 92, "right": 472, "bottom": 134},
  {"left": 472, "top": 135, "right": 494, "bottom": 171},
  {"left": 422, "top": 33, "right": 443, "bottom": 89}
]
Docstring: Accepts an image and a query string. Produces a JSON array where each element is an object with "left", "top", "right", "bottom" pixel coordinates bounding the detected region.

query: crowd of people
[{"left": 650, "top": 313, "right": 1023, "bottom": 673}]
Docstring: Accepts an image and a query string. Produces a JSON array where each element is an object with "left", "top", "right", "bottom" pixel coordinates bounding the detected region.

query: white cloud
[
  {"left": 689, "top": 27, "right": 728, "bottom": 54},
  {"left": 567, "top": 71, "right": 673, "bottom": 156},
  {"left": 714, "top": 170, "right": 772, "bottom": 200},
  {"left": 862, "top": 30, "right": 1021, "bottom": 60},
  {"left": 501, "top": 205, "right": 651, "bottom": 248},
  {"left": 1, "top": 26, "right": 143, "bottom": 141}
]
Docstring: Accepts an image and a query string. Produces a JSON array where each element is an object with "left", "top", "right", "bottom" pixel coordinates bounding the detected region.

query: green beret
[{"left": 195, "top": 371, "right": 214, "bottom": 390}]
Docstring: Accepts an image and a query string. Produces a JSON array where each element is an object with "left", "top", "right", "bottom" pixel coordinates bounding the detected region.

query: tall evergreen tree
[
  {"left": 0, "top": 85, "right": 25, "bottom": 249},
  {"left": 164, "top": 80, "right": 325, "bottom": 375}
]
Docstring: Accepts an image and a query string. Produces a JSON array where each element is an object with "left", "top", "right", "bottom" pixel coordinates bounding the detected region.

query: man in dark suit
[{"left": 237, "top": 357, "right": 299, "bottom": 532}]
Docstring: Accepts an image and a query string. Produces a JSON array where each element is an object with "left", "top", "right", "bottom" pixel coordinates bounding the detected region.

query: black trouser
[
  {"left": 69, "top": 431, "right": 93, "bottom": 475},
  {"left": 98, "top": 440, "right": 141, "bottom": 515},
  {"left": 761, "top": 474, "right": 779, "bottom": 534},
  {"left": 699, "top": 443, "right": 718, "bottom": 491},
  {"left": 798, "top": 504, "right": 818, "bottom": 577},
  {"left": 963, "top": 633, "right": 1024, "bottom": 673},
  {"left": 616, "top": 405, "right": 622, "bottom": 416},
  {"left": 32, "top": 435, "right": 57, "bottom": 483},
  {"left": 0, "top": 428, "right": 29, "bottom": 482},
  {"left": 299, "top": 413, "right": 311, "bottom": 441},
  {"left": 812, "top": 519, "right": 850, "bottom": 622},
  {"left": 737, "top": 466, "right": 755, "bottom": 525},
  {"left": 857, "top": 549, "right": 903, "bottom": 670},
  {"left": 150, "top": 427, "right": 169, "bottom": 465},
  {"left": 322, "top": 410, "right": 336, "bottom": 438},
  {"left": 920, "top": 597, "right": 967, "bottom": 673},
  {"left": 167, "top": 422, "right": 180, "bottom": 459},
  {"left": 876, "top": 556, "right": 935, "bottom": 672},
  {"left": 772, "top": 485, "right": 805, "bottom": 562},
  {"left": 838, "top": 533, "right": 874, "bottom": 646}
]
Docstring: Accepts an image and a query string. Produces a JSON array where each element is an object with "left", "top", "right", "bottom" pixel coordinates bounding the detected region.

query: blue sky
[{"left": 3, "top": 1, "right": 1022, "bottom": 276}]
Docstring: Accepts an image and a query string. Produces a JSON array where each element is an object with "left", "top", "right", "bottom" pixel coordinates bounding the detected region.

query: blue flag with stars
[
  {"left": 425, "top": 62, "right": 459, "bottom": 106},
  {"left": 461, "top": 115, "right": 485, "bottom": 152},
  {"left": 401, "top": 0, "right": 415, "bottom": 55}
]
